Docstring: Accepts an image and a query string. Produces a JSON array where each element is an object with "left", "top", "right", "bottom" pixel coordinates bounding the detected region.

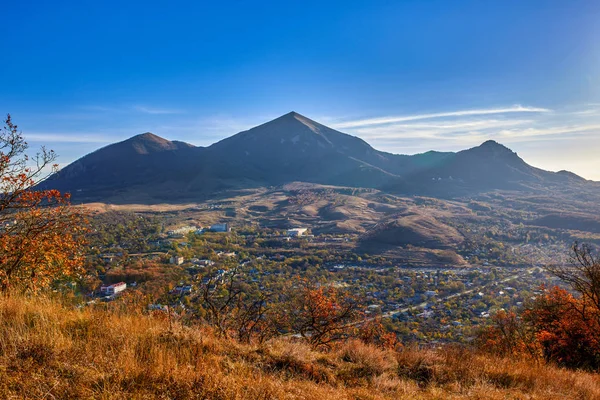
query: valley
[
  {"left": 40, "top": 111, "right": 599, "bottom": 349},
  {"left": 79, "top": 178, "right": 599, "bottom": 344}
]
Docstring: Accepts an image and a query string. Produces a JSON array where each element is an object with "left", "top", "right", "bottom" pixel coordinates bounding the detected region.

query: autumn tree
[
  {"left": 525, "top": 286, "right": 600, "bottom": 370},
  {"left": 284, "top": 279, "right": 363, "bottom": 349},
  {"left": 545, "top": 242, "right": 600, "bottom": 324},
  {"left": 0, "top": 114, "right": 87, "bottom": 292},
  {"left": 357, "top": 316, "right": 400, "bottom": 350},
  {"left": 477, "top": 309, "right": 539, "bottom": 359},
  {"left": 479, "top": 243, "right": 600, "bottom": 370},
  {"left": 199, "top": 267, "right": 277, "bottom": 343}
]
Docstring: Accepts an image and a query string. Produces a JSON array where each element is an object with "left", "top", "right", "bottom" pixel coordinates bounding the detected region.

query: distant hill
[
  {"left": 38, "top": 112, "right": 596, "bottom": 202},
  {"left": 359, "top": 212, "right": 464, "bottom": 250},
  {"left": 383, "top": 140, "right": 590, "bottom": 196},
  {"left": 196, "top": 112, "right": 404, "bottom": 189},
  {"left": 531, "top": 213, "right": 600, "bottom": 234},
  {"left": 40, "top": 133, "right": 201, "bottom": 201}
]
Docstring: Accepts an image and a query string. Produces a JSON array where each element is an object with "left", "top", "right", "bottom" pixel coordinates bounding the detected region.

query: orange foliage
[
  {"left": 357, "top": 316, "right": 401, "bottom": 351},
  {"left": 480, "top": 286, "right": 600, "bottom": 370},
  {"left": 477, "top": 309, "right": 540, "bottom": 359},
  {"left": 480, "top": 244, "right": 600, "bottom": 371},
  {"left": 0, "top": 115, "right": 87, "bottom": 292},
  {"left": 285, "top": 279, "right": 364, "bottom": 349},
  {"left": 526, "top": 286, "right": 600, "bottom": 370}
]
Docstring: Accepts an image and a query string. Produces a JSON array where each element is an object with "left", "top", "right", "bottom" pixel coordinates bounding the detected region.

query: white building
[
  {"left": 286, "top": 228, "right": 308, "bottom": 237},
  {"left": 210, "top": 223, "right": 230, "bottom": 232},
  {"left": 100, "top": 282, "right": 127, "bottom": 295},
  {"left": 170, "top": 256, "right": 184, "bottom": 265},
  {"left": 194, "top": 259, "right": 215, "bottom": 266}
]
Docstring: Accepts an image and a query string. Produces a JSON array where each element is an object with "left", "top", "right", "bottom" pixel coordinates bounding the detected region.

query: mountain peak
[
  {"left": 129, "top": 132, "right": 168, "bottom": 144},
  {"left": 479, "top": 140, "right": 509, "bottom": 149},
  {"left": 470, "top": 140, "right": 516, "bottom": 157},
  {"left": 222, "top": 111, "right": 333, "bottom": 143},
  {"left": 556, "top": 170, "right": 586, "bottom": 181},
  {"left": 273, "top": 111, "right": 311, "bottom": 125},
  {"left": 133, "top": 132, "right": 162, "bottom": 140},
  {"left": 207, "top": 111, "right": 380, "bottom": 180},
  {"left": 123, "top": 132, "right": 192, "bottom": 154}
]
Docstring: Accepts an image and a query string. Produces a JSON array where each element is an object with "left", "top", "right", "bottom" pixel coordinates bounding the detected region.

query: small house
[
  {"left": 170, "top": 256, "right": 184, "bottom": 265},
  {"left": 100, "top": 282, "right": 127, "bottom": 296}
]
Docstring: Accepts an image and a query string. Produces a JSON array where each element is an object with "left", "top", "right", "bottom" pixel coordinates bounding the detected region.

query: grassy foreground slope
[{"left": 1, "top": 295, "right": 599, "bottom": 399}]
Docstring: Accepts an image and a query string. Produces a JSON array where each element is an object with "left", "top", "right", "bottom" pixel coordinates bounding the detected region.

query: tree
[
  {"left": 477, "top": 309, "right": 539, "bottom": 359},
  {"left": 284, "top": 279, "right": 363, "bottom": 349},
  {"left": 478, "top": 244, "right": 600, "bottom": 370},
  {"left": 545, "top": 242, "right": 600, "bottom": 324},
  {"left": 0, "top": 115, "right": 87, "bottom": 292},
  {"left": 525, "top": 286, "right": 600, "bottom": 370},
  {"left": 200, "top": 267, "right": 277, "bottom": 343}
]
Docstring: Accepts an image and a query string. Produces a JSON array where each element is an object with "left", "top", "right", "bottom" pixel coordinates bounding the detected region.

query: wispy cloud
[
  {"left": 497, "top": 124, "right": 600, "bottom": 140},
  {"left": 350, "top": 119, "right": 533, "bottom": 140},
  {"left": 335, "top": 104, "right": 600, "bottom": 179},
  {"left": 76, "top": 104, "right": 185, "bottom": 115},
  {"left": 332, "top": 105, "right": 550, "bottom": 128},
  {"left": 25, "top": 133, "right": 112, "bottom": 144},
  {"left": 133, "top": 105, "right": 184, "bottom": 115}
]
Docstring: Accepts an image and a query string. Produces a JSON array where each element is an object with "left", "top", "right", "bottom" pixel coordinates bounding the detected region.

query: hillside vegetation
[{"left": 1, "top": 294, "right": 600, "bottom": 399}]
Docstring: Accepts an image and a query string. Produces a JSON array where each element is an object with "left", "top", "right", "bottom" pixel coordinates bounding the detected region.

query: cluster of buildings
[
  {"left": 191, "top": 258, "right": 215, "bottom": 266},
  {"left": 166, "top": 222, "right": 230, "bottom": 238},
  {"left": 170, "top": 284, "right": 193, "bottom": 295},
  {"left": 167, "top": 225, "right": 199, "bottom": 238}
]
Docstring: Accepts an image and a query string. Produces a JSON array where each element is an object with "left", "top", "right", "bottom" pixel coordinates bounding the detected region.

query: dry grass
[{"left": 1, "top": 294, "right": 599, "bottom": 399}]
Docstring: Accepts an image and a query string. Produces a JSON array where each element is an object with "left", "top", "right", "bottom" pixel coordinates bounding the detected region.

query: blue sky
[{"left": 2, "top": 1, "right": 600, "bottom": 179}]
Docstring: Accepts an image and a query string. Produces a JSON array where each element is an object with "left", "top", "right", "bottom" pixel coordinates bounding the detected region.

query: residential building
[
  {"left": 167, "top": 225, "right": 199, "bottom": 237},
  {"left": 170, "top": 256, "right": 184, "bottom": 265},
  {"left": 171, "top": 285, "right": 193, "bottom": 295},
  {"left": 100, "top": 282, "right": 127, "bottom": 296},
  {"left": 194, "top": 259, "right": 215, "bottom": 266},
  {"left": 286, "top": 228, "right": 308, "bottom": 237},
  {"left": 210, "top": 223, "right": 230, "bottom": 232}
]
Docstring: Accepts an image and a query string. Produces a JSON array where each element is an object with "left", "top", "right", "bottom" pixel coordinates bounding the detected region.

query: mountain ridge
[{"left": 38, "top": 112, "right": 593, "bottom": 202}]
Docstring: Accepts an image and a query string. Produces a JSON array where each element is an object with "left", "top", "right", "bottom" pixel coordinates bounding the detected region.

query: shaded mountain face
[
  {"left": 202, "top": 112, "right": 407, "bottom": 188},
  {"left": 38, "top": 133, "right": 200, "bottom": 200},
  {"left": 38, "top": 112, "right": 594, "bottom": 202},
  {"left": 384, "top": 140, "right": 591, "bottom": 196},
  {"left": 396, "top": 141, "right": 545, "bottom": 193}
]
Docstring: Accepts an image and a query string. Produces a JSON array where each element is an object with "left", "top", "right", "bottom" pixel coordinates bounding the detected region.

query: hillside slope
[
  {"left": 385, "top": 140, "right": 591, "bottom": 196},
  {"left": 2, "top": 294, "right": 599, "bottom": 399},
  {"left": 39, "top": 133, "right": 202, "bottom": 201}
]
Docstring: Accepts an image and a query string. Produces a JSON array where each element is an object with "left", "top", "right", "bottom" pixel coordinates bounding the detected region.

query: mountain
[
  {"left": 40, "top": 133, "right": 200, "bottom": 201},
  {"left": 423, "top": 140, "right": 555, "bottom": 186},
  {"left": 384, "top": 140, "right": 588, "bottom": 196},
  {"left": 38, "top": 112, "right": 594, "bottom": 202},
  {"left": 200, "top": 112, "right": 410, "bottom": 188}
]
